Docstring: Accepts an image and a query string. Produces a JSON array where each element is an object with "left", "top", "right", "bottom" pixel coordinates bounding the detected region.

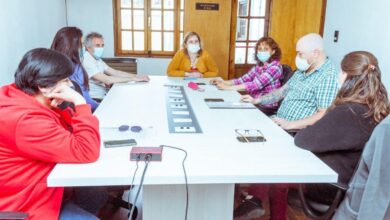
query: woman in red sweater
[{"left": 0, "top": 48, "right": 101, "bottom": 219}]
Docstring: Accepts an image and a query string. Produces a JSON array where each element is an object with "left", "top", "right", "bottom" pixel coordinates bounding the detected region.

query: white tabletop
[{"left": 48, "top": 76, "right": 337, "bottom": 187}]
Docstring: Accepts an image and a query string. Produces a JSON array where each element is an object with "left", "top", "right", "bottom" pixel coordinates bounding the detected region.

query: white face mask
[
  {"left": 187, "top": 43, "right": 200, "bottom": 53},
  {"left": 295, "top": 56, "right": 311, "bottom": 72}
]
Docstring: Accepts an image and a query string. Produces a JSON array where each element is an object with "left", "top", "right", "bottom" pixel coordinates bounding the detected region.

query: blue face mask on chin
[{"left": 93, "top": 47, "right": 104, "bottom": 59}]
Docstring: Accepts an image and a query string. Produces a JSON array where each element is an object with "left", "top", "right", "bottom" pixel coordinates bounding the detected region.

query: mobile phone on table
[
  {"left": 104, "top": 139, "right": 137, "bottom": 148},
  {"left": 196, "top": 82, "right": 206, "bottom": 85},
  {"left": 204, "top": 98, "right": 224, "bottom": 102}
]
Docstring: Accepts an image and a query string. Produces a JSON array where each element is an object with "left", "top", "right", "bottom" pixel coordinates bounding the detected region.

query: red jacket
[{"left": 0, "top": 84, "right": 100, "bottom": 220}]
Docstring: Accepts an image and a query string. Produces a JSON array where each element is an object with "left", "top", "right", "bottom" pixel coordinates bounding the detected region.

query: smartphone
[
  {"left": 204, "top": 98, "right": 224, "bottom": 102},
  {"left": 104, "top": 139, "right": 137, "bottom": 148},
  {"left": 196, "top": 82, "right": 206, "bottom": 85}
]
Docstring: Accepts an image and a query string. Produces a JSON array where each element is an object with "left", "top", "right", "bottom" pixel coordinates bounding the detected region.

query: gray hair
[{"left": 84, "top": 32, "right": 103, "bottom": 48}]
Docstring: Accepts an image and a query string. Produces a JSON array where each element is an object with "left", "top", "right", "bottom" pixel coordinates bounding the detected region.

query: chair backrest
[{"left": 280, "top": 64, "right": 293, "bottom": 86}]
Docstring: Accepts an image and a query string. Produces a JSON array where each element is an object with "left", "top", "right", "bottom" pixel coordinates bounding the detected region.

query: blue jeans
[{"left": 59, "top": 187, "right": 109, "bottom": 220}]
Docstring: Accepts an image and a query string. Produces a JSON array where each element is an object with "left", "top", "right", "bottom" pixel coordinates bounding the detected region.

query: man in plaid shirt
[{"left": 241, "top": 33, "right": 339, "bottom": 130}]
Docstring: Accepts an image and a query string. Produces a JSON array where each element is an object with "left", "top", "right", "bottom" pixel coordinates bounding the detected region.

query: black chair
[
  {"left": 280, "top": 64, "right": 294, "bottom": 86},
  {"left": 0, "top": 212, "right": 28, "bottom": 220},
  {"left": 288, "top": 151, "right": 362, "bottom": 219},
  {"left": 288, "top": 183, "right": 348, "bottom": 220}
]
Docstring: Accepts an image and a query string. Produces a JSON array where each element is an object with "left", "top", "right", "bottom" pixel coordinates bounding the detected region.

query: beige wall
[{"left": 269, "top": 0, "right": 325, "bottom": 68}]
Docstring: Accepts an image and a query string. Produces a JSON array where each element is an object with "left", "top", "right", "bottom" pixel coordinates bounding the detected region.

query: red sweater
[{"left": 0, "top": 84, "right": 100, "bottom": 220}]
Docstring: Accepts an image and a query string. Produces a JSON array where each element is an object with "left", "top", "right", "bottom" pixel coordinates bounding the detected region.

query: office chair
[
  {"left": 0, "top": 212, "right": 28, "bottom": 220},
  {"left": 287, "top": 183, "right": 347, "bottom": 220},
  {"left": 286, "top": 116, "right": 388, "bottom": 220}
]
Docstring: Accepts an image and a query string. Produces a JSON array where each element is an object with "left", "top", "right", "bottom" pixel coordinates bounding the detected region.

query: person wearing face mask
[
  {"left": 0, "top": 48, "right": 101, "bottom": 219},
  {"left": 210, "top": 37, "right": 283, "bottom": 109},
  {"left": 167, "top": 31, "right": 219, "bottom": 78},
  {"left": 82, "top": 32, "right": 150, "bottom": 101},
  {"left": 241, "top": 33, "right": 339, "bottom": 131},
  {"left": 294, "top": 51, "right": 390, "bottom": 207},
  {"left": 51, "top": 27, "right": 99, "bottom": 111}
]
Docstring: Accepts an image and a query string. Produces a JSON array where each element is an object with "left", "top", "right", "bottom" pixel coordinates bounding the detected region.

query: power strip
[{"left": 130, "top": 146, "right": 163, "bottom": 161}]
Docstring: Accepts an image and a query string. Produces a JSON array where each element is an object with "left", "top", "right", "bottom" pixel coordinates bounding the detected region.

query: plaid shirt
[
  {"left": 233, "top": 60, "right": 283, "bottom": 107},
  {"left": 277, "top": 58, "right": 339, "bottom": 121}
]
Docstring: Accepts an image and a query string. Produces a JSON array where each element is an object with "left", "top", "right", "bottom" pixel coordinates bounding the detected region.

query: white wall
[
  {"left": 66, "top": 0, "right": 170, "bottom": 75},
  {"left": 323, "top": 0, "right": 390, "bottom": 90},
  {"left": 0, "top": 0, "right": 67, "bottom": 86}
]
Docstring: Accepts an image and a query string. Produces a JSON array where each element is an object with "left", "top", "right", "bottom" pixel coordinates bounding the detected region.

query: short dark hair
[
  {"left": 84, "top": 32, "right": 103, "bottom": 48},
  {"left": 14, "top": 48, "right": 74, "bottom": 95}
]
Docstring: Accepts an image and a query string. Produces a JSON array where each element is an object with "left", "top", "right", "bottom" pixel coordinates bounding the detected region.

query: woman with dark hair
[
  {"left": 210, "top": 36, "right": 283, "bottom": 108},
  {"left": 167, "top": 31, "right": 219, "bottom": 77},
  {"left": 51, "top": 26, "right": 99, "bottom": 111},
  {"left": 0, "top": 48, "right": 101, "bottom": 219},
  {"left": 295, "top": 51, "right": 390, "bottom": 204}
]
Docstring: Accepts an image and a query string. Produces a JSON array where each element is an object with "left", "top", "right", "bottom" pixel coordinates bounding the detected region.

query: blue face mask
[
  {"left": 93, "top": 47, "right": 104, "bottom": 59},
  {"left": 257, "top": 51, "right": 271, "bottom": 63}
]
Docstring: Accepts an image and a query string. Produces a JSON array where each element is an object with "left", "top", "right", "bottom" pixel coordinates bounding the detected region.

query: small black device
[
  {"left": 104, "top": 139, "right": 137, "bottom": 148},
  {"left": 196, "top": 82, "right": 206, "bottom": 85},
  {"left": 204, "top": 98, "right": 224, "bottom": 102}
]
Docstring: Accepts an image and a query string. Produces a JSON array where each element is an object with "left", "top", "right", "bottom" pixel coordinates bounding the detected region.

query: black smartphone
[
  {"left": 104, "top": 139, "right": 137, "bottom": 148},
  {"left": 204, "top": 98, "right": 224, "bottom": 102},
  {"left": 196, "top": 82, "right": 206, "bottom": 85}
]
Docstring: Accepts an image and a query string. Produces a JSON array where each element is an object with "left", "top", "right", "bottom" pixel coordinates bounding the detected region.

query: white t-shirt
[{"left": 82, "top": 52, "right": 109, "bottom": 99}]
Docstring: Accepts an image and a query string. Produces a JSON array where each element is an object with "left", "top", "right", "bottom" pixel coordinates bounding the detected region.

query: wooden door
[{"left": 184, "top": 0, "right": 233, "bottom": 79}]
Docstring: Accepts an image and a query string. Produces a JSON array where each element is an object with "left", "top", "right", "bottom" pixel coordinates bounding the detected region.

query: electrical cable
[
  {"left": 127, "top": 158, "right": 139, "bottom": 220},
  {"left": 160, "top": 145, "right": 188, "bottom": 220},
  {"left": 129, "top": 155, "right": 151, "bottom": 219}
]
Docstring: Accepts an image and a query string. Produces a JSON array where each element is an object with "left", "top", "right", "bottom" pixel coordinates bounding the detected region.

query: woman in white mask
[
  {"left": 167, "top": 32, "right": 219, "bottom": 78},
  {"left": 210, "top": 37, "right": 283, "bottom": 109}
]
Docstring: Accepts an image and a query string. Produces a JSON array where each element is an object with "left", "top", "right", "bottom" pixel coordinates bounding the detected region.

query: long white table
[{"left": 48, "top": 76, "right": 337, "bottom": 220}]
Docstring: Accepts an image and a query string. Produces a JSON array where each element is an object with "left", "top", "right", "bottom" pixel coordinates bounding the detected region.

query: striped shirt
[
  {"left": 277, "top": 58, "right": 339, "bottom": 121},
  {"left": 233, "top": 60, "right": 283, "bottom": 107}
]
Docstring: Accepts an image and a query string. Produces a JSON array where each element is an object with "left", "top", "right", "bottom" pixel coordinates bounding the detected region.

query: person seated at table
[
  {"left": 235, "top": 51, "right": 390, "bottom": 220},
  {"left": 210, "top": 36, "right": 283, "bottom": 109},
  {"left": 167, "top": 31, "right": 219, "bottom": 78},
  {"left": 0, "top": 48, "right": 104, "bottom": 220},
  {"left": 241, "top": 33, "right": 339, "bottom": 131},
  {"left": 235, "top": 33, "right": 339, "bottom": 220},
  {"left": 83, "top": 32, "right": 150, "bottom": 101},
  {"left": 294, "top": 51, "right": 390, "bottom": 205},
  {"left": 51, "top": 26, "right": 99, "bottom": 111}
]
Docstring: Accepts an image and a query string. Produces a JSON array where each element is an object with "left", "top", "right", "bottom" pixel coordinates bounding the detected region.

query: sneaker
[{"left": 234, "top": 195, "right": 265, "bottom": 220}]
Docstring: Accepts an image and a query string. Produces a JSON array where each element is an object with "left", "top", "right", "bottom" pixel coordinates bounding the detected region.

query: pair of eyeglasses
[
  {"left": 118, "top": 125, "right": 142, "bottom": 132},
  {"left": 235, "top": 129, "right": 266, "bottom": 143}
]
